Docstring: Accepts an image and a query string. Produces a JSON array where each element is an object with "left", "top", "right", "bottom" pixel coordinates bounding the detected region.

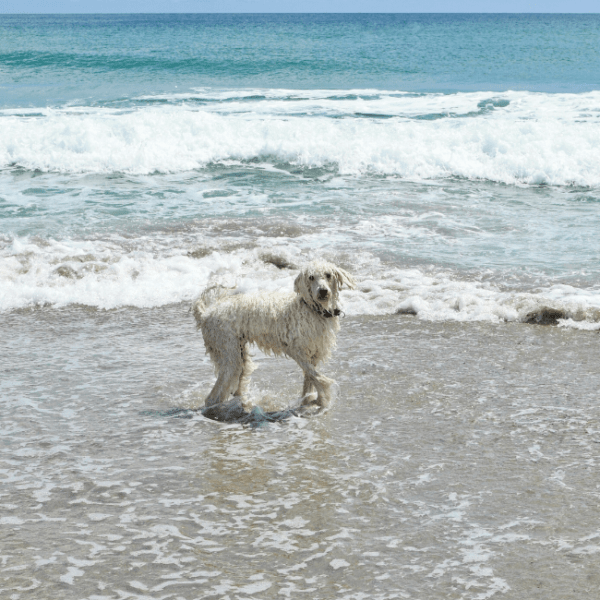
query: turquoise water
[{"left": 2, "top": 14, "right": 600, "bottom": 108}]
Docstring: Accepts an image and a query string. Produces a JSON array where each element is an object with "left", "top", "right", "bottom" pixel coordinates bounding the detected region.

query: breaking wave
[
  {"left": 2, "top": 235, "right": 600, "bottom": 330},
  {"left": 1, "top": 90, "right": 600, "bottom": 186}
]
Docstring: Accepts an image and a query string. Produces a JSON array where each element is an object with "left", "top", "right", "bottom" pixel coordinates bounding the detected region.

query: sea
[{"left": 2, "top": 13, "right": 600, "bottom": 600}]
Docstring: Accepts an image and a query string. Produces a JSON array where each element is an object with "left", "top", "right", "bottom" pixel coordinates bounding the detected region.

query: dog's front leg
[
  {"left": 301, "top": 374, "right": 317, "bottom": 405},
  {"left": 301, "top": 355, "right": 319, "bottom": 405},
  {"left": 287, "top": 350, "right": 333, "bottom": 408}
]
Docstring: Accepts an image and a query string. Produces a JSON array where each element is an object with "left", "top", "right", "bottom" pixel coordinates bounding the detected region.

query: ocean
[{"left": 2, "top": 13, "right": 600, "bottom": 599}]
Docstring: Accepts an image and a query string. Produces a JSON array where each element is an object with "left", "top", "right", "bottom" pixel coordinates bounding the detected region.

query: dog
[{"left": 192, "top": 260, "right": 355, "bottom": 410}]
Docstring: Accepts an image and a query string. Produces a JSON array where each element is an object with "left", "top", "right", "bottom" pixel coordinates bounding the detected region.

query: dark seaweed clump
[{"left": 141, "top": 399, "right": 318, "bottom": 427}]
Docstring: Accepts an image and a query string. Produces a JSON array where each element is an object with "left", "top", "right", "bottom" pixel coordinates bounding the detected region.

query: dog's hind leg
[
  {"left": 233, "top": 342, "right": 255, "bottom": 400},
  {"left": 203, "top": 330, "right": 244, "bottom": 407}
]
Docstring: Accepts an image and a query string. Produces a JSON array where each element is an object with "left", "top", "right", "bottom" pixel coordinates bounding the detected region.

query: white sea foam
[
  {"left": 2, "top": 234, "right": 600, "bottom": 328},
  {"left": 2, "top": 90, "right": 600, "bottom": 186},
  {"left": 137, "top": 88, "right": 600, "bottom": 122}
]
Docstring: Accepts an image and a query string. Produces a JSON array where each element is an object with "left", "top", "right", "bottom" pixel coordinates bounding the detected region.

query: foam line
[{"left": 2, "top": 236, "right": 600, "bottom": 328}]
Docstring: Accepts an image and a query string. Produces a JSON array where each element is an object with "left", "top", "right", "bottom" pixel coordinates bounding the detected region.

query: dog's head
[{"left": 294, "top": 260, "right": 355, "bottom": 313}]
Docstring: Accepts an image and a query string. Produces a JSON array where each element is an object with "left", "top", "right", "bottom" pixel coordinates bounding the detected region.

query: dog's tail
[{"left": 192, "top": 285, "right": 231, "bottom": 328}]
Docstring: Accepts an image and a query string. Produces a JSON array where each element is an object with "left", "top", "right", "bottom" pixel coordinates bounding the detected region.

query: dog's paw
[{"left": 300, "top": 393, "right": 319, "bottom": 407}]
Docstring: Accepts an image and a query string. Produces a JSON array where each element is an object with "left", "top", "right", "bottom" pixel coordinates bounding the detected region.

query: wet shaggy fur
[{"left": 193, "top": 260, "right": 355, "bottom": 409}]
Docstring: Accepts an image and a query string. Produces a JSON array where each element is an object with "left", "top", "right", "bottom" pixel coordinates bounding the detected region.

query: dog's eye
[
  {"left": 309, "top": 275, "right": 314, "bottom": 281},
  {"left": 326, "top": 273, "right": 331, "bottom": 279}
]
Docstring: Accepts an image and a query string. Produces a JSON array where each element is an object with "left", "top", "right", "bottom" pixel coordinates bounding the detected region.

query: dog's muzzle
[{"left": 318, "top": 288, "right": 329, "bottom": 300}]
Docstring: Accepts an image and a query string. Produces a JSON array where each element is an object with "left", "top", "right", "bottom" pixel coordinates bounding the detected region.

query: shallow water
[{"left": 2, "top": 306, "right": 600, "bottom": 599}]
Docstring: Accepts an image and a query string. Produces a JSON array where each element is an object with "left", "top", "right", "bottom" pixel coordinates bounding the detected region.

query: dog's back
[{"left": 192, "top": 285, "right": 231, "bottom": 328}]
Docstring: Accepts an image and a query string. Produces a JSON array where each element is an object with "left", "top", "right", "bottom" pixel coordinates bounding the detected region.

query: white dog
[{"left": 193, "top": 260, "right": 355, "bottom": 410}]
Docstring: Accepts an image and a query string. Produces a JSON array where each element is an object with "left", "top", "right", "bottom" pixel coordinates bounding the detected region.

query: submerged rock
[{"left": 524, "top": 307, "right": 566, "bottom": 326}]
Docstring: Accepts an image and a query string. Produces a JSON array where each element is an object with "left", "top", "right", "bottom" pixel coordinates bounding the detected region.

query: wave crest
[
  {"left": 2, "top": 236, "right": 600, "bottom": 331},
  {"left": 1, "top": 93, "right": 600, "bottom": 186}
]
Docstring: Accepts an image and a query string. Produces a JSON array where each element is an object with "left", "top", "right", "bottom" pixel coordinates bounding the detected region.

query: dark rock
[
  {"left": 524, "top": 308, "right": 566, "bottom": 326},
  {"left": 260, "top": 252, "right": 296, "bottom": 270},
  {"left": 396, "top": 307, "right": 417, "bottom": 316}
]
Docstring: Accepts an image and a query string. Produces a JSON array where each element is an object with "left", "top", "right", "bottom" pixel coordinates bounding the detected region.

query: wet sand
[{"left": 1, "top": 307, "right": 599, "bottom": 599}]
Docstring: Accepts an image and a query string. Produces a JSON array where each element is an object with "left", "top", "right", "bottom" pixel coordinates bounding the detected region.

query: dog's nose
[{"left": 318, "top": 288, "right": 329, "bottom": 299}]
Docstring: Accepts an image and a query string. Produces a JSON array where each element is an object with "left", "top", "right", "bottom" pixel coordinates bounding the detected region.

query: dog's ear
[
  {"left": 294, "top": 271, "right": 307, "bottom": 296},
  {"left": 334, "top": 267, "right": 356, "bottom": 290}
]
